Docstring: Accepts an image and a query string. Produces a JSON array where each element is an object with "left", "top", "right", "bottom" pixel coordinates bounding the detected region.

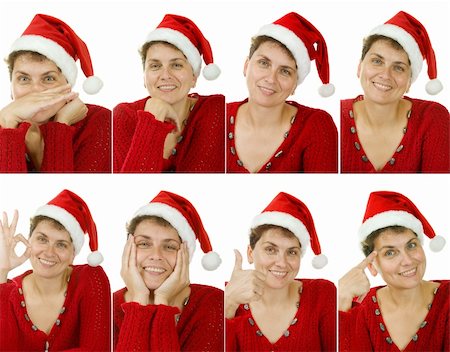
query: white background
[
  {"left": 0, "top": 1, "right": 449, "bottom": 292},
  {"left": 1, "top": 174, "right": 449, "bottom": 292}
]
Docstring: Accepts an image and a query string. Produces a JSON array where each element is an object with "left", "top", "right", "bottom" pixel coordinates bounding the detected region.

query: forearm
[
  {"left": 39, "top": 122, "right": 75, "bottom": 172},
  {"left": 0, "top": 124, "right": 29, "bottom": 172}
]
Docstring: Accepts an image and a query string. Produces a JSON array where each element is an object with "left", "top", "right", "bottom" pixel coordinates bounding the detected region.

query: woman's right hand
[
  {"left": 144, "top": 97, "right": 181, "bottom": 132},
  {"left": 338, "top": 251, "right": 377, "bottom": 312},
  {"left": 224, "top": 249, "right": 267, "bottom": 319},
  {"left": 0, "top": 210, "right": 31, "bottom": 283},
  {"left": 0, "top": 84, "right": 77, "bottom": 129},
  {"left": 120, "top": 235, "right": 150, "bottom": 305}
]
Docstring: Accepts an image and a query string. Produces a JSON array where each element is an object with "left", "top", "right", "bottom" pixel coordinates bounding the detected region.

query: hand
[
  {"left": 338, "top": 251, "right": 377, "bottom": 312},
  {"left": 224, "top": 249, "right": 266, "bottom": 318},
  {"left": 0, "top": 210, "right": 31, "bottom": 283},
  {"left": 154, "top": 242, "right": 190, "bottom": 306},
  {"left": 120, "top": 235, "right": 150, "bottom": 305},
  {"left": 54, "top": 97, "right": 88, "bottom": 125},
  {"left": 0, "top": 84, "right": 77, "bottom": 128},
  {"left": 144, "top": 97, "right": 181, "bottom": 132}
]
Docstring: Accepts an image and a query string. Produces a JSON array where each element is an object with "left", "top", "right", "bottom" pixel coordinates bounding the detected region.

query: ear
[
  {"left": 243, "top": 57, "right": 249, "bottom": 77},
  {"left": 357, "top": 61, "right": 362, "bottom": 79},
  {"left": 192, "top": 74, "right": 198, "bottom": 88},
  {"left": 367, "top": 262, "right": 378, "bottom": 277},
  {"left": 247, "top": 244, "right": 254, "bottom": 264}
]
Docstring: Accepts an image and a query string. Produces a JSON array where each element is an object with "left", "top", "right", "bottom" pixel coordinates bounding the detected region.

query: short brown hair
[
  {"left": 5, "top": 51, "right": 54, "bottom": 80},
  {"left": 248, "top": 35, "right": 296, "bottom": 65},
  {"left": 360, "top": 34, "right": 410, "bottom": 64},
  {"left": 361, "top": 225, "right": 417, "bottom": 256},
  {"left": 139, "top": 41, "right": 184, "bottom": 69},
  {"left": 29, "top": 215, "right": 69, "bottom": 238},
  {"left": 249, "top": 224, "right": 300, "bottom": 249},
  {"left": 127, "top": 215, "right": 176, "bottom": 235}
]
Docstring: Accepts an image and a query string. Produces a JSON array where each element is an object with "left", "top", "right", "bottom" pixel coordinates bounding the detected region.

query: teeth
[
  {"left": 39, "top": 258, "right": 57, "bottom": 266},
  {"left": 373, "top": 82, "right": 392, "bottom": 91},
  {"left": 144, "top": 267, "right": 165, "bottom": 273},
  {"left": 159, "top": 85, "right": 176, "bottom": 91},
  {"left": 270, "top": 270, "right": 287, "bottom": 277},
  {"left": 400, "top": 268, "right": 416, "bottom": 276}
]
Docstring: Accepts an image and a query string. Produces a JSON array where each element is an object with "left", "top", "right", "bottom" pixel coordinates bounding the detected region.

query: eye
[
  {"left": 371, "top": 58, "right": 382, "bottom": 65},
  {"left": 36, "top": 235, "right": 48, "bottom": 243},
  {"left": 384, "top": 249, "right": 396, "bottom": 257},
  {"left": 56, "top": 242, "right": 68, "bottom": 249},
  {"left": 280, "top": 68, "right": 292, "bottom": 77},
  {"left": 393, "top": 65, "right": 405, "bottom": 73},
  {"left": 257, "top": 59, "right": 270, "bottom": 68},
  {"left": 17, "top": 75, "right": 30, "bottom": 83},
  {"left": 43, "top": 75, "right": 57, "bottom": 83},
  {"left": 136, "top": 240, "right": 151, "bottom": 249},
  {"left": 148, "top": 63, "right": 162, "bottom": 71},
  {"left": 407, "top": 241, "right": 418, "bottom": 250},
  {"left": 264, "top": 246, "right": 276, "bottom": 255},
  {"left": 288, "top": 249, "right": 299, "bottom": 256},
  {"left": 164, "top": 243, "right": 179, "bottom": 251},
  {"left": 171, "top": 62, "right": 184, "bottom": 69}
]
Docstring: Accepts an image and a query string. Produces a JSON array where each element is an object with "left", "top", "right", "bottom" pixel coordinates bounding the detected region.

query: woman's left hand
[
  {"left": 54, "top": 97, "right": 88, "bottom": 126},
  {"left": 154, "top": 242, "right": 190, "bottom": 306}
]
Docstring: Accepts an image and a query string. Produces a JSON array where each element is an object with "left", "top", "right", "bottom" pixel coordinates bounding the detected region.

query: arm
[
  {"left": 0, "top": 123, "right": 30, "bottom": 172},
  {"left": 302, "top": 110, "right": 338, "bottom": 173},
  {"left": 113, "top": 103, "right": 174, "bottom": 173},
  {"left": 319, "top": 281, "right": 337, "bottom": 351},
  {"left": 0, "top": 283, "right": 20, "bottom": 350}
]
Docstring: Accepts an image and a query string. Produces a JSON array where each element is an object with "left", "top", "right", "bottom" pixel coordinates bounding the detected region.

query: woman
[
  {"left": 339, "top": 191, "right": 448, "bottom": 351},
  {"left": 113, "top": 14, "right": 225, "bottom": 173},
  {"left": 226, "top": 12, "right": 337, "bottom": 173},
  {"left": 0, "top": 189, "right": 111, "bottom": 351},
  {"left": 0, "top": 14, "right": 111, "bottom": 173},
  {"left": 225, "top": 192, "right": 336, "bottom": 351},
  {"left": 341, "top": 11, "right": 449, "bottom": 173},
  {"left": 114, "top": 190, "right": 223, "bottom": 350}
]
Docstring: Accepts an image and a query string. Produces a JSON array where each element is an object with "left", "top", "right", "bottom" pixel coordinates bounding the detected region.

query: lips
[
  {"left": 399, "top": 267, "right": 417, "bottom": 277},
  {"left": 269, "top": 270, "right": 288, "bottom": 278},
  {"left": 158, "top": 84, "right": 177, "bottom": 92},
  {"left": 38, "top": 257, "right": 57, "bottom": 267},
  {"left": 144, "top": 266, "right": 166, "bottom": 274},
  {"left": 258, "top": 85, "right": 276, "bottom": 95},
  {"left": 372, "top": 81, "right": 392, "bottom": 91}
]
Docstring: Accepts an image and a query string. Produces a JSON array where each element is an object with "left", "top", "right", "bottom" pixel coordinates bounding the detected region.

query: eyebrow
[
  {"left": 369, "top": 53, "right": 408, "bottom": 66},
  {"left": 35, "top": 232, "right": 70, "bottom": 243},
  {"left": 14, "top": 70, "right": 60, "bottom": 76},
  {"left": 133, "top": 234, "right": 180, "bottom": 243},
  {"left": 256, "top": 55, "right": 296, "bottom": 71},
  {"left": 377, "top": 236, "right": 418, "bottom": 251},
  {"left": 262, "top": 241, "right": 301, "bottom": 249}
]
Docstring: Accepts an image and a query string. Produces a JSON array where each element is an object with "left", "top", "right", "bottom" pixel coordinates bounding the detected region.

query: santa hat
[
  {"left": 34, "top": 189, "right": 103, "bottom": 266},
  {"left": 359, "top": 191, "right": 445, "bottom": 252},
  {"left": 369, "top": 11, "right": 442, "bottom": 95},
  {"left": 251, "top": 192, "right": 328, "bottom": 269},
  {"left": 144, "top": 14, "right": 220, "bottom": 80},
  {"left": 255, "top": 12, "right": 334, "bottom": 97},
  {"left": 132, "top": 191, "right": 221, "bottom": 271},
  {"left": 10, "top": 14, "right": 103, "bottom": 94}
]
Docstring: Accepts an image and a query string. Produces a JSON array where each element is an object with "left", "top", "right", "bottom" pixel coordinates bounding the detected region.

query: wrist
[
  {"left": 0, "top": 269, "right": 9, "bottom": 284},
  {"left": 154, "top": 293, "right": 169, "bottom": 306},
  {"left": 129, "top": 292, "right": 150, "bottom": 305}
]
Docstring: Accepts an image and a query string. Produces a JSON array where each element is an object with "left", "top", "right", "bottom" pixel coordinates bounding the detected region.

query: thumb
[{"left": 233, "top": 249, "right": 243, "bottom": 273}]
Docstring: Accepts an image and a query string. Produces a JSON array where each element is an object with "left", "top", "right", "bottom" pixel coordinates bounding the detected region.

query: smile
[
  {"left": 269, "top": 270, "right": 288, "bottom": 278},
  {"left": 144, "top": 266, "right": 166, "bottom": 273},
  {"left": 158, "top": 85, "right": 177, "bottom": 92},
  {"left": 399, "top": 267, "right": 417, "bottom": 277},
  {"left": 372, "top": 81, "right": 392, "bottom": 91},
  {"left": 39, "top": 258, "right": 57, "bottom": 266},
  {"left": 258, "top": 85, "right": 276, "bottom": 95}
]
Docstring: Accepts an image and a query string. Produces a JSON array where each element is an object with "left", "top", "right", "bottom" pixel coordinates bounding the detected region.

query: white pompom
[
  {"left": 318, "top": 83, "right": 335, "bottom": 97},
  {"left": 87, "top": 251, "right": 104, "bottom": 266},
  {"left": 425, "top": 79, "right": 443, "bottom": 95},
  {"left": 201, "top": 251, "right": 222, "bottom": 271},
  {"left": 312, "top": 254, "right": 328, "bottom": 269},
  {"left": 429, "top": 235, "right": 446, "bottom": 252},
  {"left": 83, "top": 76, "right": 103, "bottom": 95},
  {"left": 202, "top": 63, "right": 221, "bottom": 80}
]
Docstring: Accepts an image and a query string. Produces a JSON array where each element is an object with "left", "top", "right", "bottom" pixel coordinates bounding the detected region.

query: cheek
[{"left": 11, "top": 84, "right": 30, "bottom": 99}]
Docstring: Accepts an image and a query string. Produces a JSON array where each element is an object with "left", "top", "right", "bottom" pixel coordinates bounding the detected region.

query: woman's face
[
  {"left": 358, "top": 40, "right": 412, "bottom": 105},
  {"left": 371, "top": 228, "right": 426, "bottom": 289},
  {"left": 133, "top": 219, "right": 181, "bottom": 290},
  {"left": 29, "top": 220, "right": 75, "bottom": 279},
  {"left": 143, "top": 43, "right": 197, "bottom": 106},
  {"left": 244, "top": 41, "right": 298, "bottom": 107},
  {"left": 248, "top": 227, "right": 301, "bottom": 289},
  {"left": 11, "top": 54, "right": 67, "bottom": 99}
]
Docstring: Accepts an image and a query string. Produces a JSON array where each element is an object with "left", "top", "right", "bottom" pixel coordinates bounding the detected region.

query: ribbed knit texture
[
  {"left": 0, "top": 104, "right": 111, "bottom": 173},
  {"left": 226, "top": 279, "right": 337, "bottom": 351},
  {"left": 113, "top": 94, "right": 225, "bottom": 173},
  {"left": 341, "top": 96, "right": 450, "bottom": 173},
  {"left": 339, "top": 280, "right": 449, "bottom": 351},
  {"left": 0, "top": 265, "right": 111, "bottom": 351},
  {"left": 226, "top": 100, "right": 338, "bottom": 173},
  {"left": 113, "top": 284, "right": 224, "bottom": 351}
]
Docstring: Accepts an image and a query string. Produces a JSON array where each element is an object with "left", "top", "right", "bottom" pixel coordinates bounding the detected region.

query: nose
[
  {"left": 148, "top": 245, "right": 164, "bottom": 260},
  {"left": 399, "top": 251, "right": 414, "bottom": 266},
  {"left": 159, "top": 65, "right": 172, "bottom": 80},
  {"left": 274, "top": 252, "right": 288, "bottom": 267},
  {"left": 43, "top": 243, "right": 57, "bottom": 256},
  {"left": 264, "top": 67, "right": 277, "bottom": 83},
  {"left": 29, "top": 81, "right": 48, "bottom": 93}
]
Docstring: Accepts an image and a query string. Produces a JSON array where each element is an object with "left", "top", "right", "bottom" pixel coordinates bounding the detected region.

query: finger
[
  {"left": 254, "top": 270, "right": 267, "bottom": 282},
  {"left": 233, "top": 249, "right": 243, "bottom": 273},
  {"left": 121, "top": 235, "right": 133, "bottom": 271},
  {"left": 13, "top": 234, "right": 30, "bottom": 247},
  {"left": 356, "top": 251, "right": 377, "bottom": 270},
  {"left": 182, "top": 242, "right": 190, "bottom": 280},
  {"left": 173, "top": 243, "right": 184, "bottom": 277},
  {"left": 9, "top": 210, "right": 19, "bottom": 237},
  {"left": 129, "top": 241, "right": 138, "bottom": 270}
]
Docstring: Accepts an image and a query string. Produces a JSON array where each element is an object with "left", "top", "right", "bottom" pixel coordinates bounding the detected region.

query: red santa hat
[
  {"left": 369, "top": 11, "right": 442, "bottom": 95},
  {"left": 144, "top": 14, "right": 220, "bottom": 80},
  {"left": 255, "top": 12, "right": 334, "bottom": 97},
  {"left": 251, "top": 192, "right": 328, "bottom": 269},
  {"left": 34, "top": 189, "right": 103, "bottom": 266},
  {"left": 359, "top": 191, "right": 445, "bottom": 252},
  {"left": 10, "top": 14, "right": 103, "bottom": 94},
  {"left": 132, "top": 191, "right": 221, "bottom": 270}
]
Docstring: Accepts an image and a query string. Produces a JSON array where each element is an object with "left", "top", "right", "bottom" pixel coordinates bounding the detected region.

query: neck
[
  {"left": 245, "top": 101, "right": 287, "bottom": 129},
  {"left": 30, "top": 269, "right": 70, "bottom": 296},
  {"left": 172, "top": 97, "right": 193, "bottom": 125},
  {"left": 384, "top": 280, "right": 428, "bottom": 308},
  {"left": 358, "top": 99, "right": 405, "bottom": 129},
  {"left": 260, "top": 282, "right": 294, "bottom": 308}
]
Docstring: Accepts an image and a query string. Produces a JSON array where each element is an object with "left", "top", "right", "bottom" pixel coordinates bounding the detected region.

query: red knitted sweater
[
  {"left": 0, "top": 265, "right": 111, "bottom": 351},
  {"left": 113, "top": 284, "right": 224, "bottom": 351},
  {"left": 226, "top": 279, "right": 337, "bottom": 351},
  {"left": 0, "top": 104, "right": 112, "bottom": 173},
  {"left": 113, "top": 94, "right": 225, "bottom": 173},
  {"left": 339, "top": 280, "right": 449, "bottom": 352},
  {"left": 226, "top": 100, "right": 338, "bottom": 173},
  {"left": 341, "top": 96, "right": 450, "bottom": 173}
]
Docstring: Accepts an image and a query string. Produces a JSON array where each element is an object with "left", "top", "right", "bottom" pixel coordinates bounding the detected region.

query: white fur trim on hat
[
  {"left": 83, "top": 76, "right": 103, "bottom": 95},
  {"left": 369, "top": 24, "right": 423, "bottom": 82},
  {"left": 34, "top": 204, "right": 84, "bottom": 254},
  {"left": 203, "top": 63, "right": 220, "bottom": 80},
  {"left": 425, "top": 78, "right": 443, "bottom": 95},
  {"left": 87, "top": 251, "right": 103, "bottom": 266},
  {"left": 132, "top": 202, "right": 196, "bottom": 259},
  {"left": 201, "top": 251, "right": 222, "bottom": 271},
  {"left": 145, "top": 28, "right": 202, "bottom": 77},
  {"left": 256, "top": 23, "right": 311, "bottom": 85},
  {"left": 251, "top": 211, "right": 310, "bottom": 257},
  {"left": 318, "top": 83, "right": 335, "bottom": 97},
  {"left": 358, "top": 210, "right": 424, "bottom": 243},
  {"left": 11, "top": 35, "right": 77, "bottom": 86}
]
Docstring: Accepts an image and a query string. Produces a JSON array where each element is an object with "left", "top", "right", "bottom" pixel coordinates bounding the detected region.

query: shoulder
[
  {"left": 86, "top": 104, "right": 112, "bottom": 115},
  {"left": 113, "top": 287, "right": 127, "bottom": 307},
  {"left": 301, "top": 278, "right": 336, "bottom": 293},
  {"left": 226, "top": 100, "right": 246, "bottom": 113},
  {"left": 113, "top": 97, "right": 148, "bottom": 113},
  {"left": 190, "top": 283, "right": 224, "bottom": 302},
  {"left": 289, "top": 101, "right": 334, "bottom": 121},
  {"left": 71, "top": 264, "right": 109, "bottom": 288},
  {"left": 408, "top": 97, "right": 449, "bottom": 120}
]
